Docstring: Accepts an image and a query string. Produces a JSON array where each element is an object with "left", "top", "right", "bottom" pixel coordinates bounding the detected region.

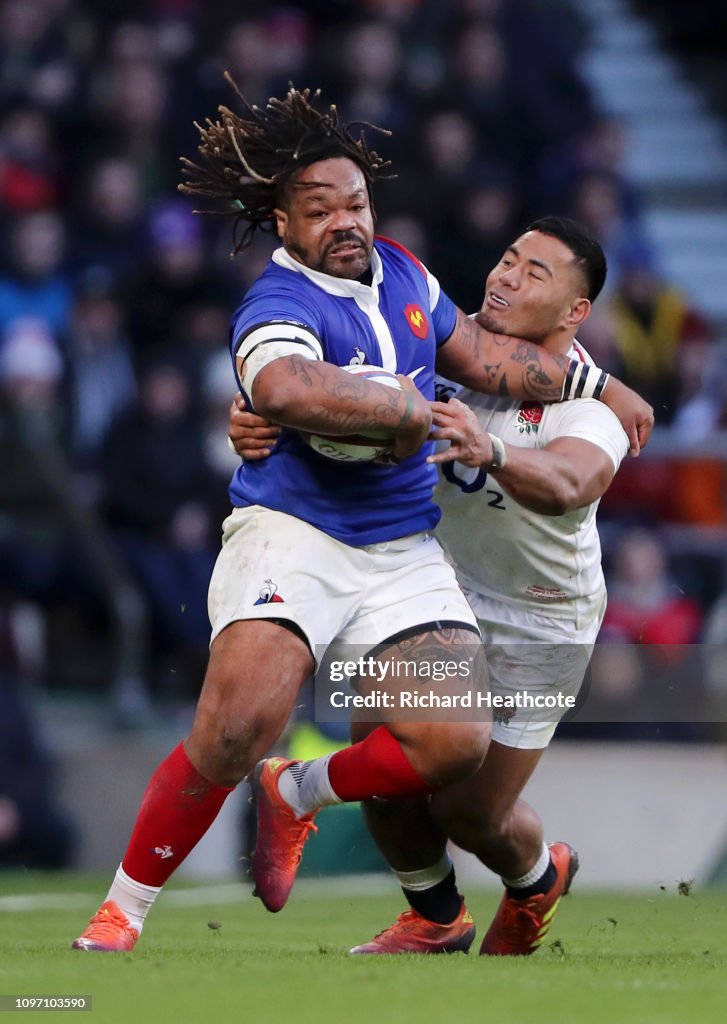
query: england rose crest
[{"left": 516, "top": 401, "right": 543, "bottom": 434}]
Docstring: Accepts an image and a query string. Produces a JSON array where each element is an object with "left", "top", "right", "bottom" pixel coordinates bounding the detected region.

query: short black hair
[{"left": 525, "top": 216, "right": 607, "bottom": 303}]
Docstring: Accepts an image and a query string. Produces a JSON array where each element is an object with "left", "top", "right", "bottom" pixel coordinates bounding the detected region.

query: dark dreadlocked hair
[{"left": 179, "top": 74, "right": 391, "bottom": 253}]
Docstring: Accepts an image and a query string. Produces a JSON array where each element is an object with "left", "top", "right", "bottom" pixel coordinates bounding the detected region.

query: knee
[
  {"left": 188, "top": 699, "right": 284, "bottom": 786},
  {"left": 415, "top": 721, "right": 490, "bottom": 788},
  {"left": 435, "top": 803, "right": 505, "bottom": 853}
]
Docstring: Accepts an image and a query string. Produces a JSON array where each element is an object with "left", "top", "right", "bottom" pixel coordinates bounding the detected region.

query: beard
[{"left": 286, "top": 232, "right": 371, "bottom": 279}]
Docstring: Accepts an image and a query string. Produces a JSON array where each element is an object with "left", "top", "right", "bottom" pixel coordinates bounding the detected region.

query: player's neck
[{"left": 541, "top": 331, "right": 578, "bottom": 357}]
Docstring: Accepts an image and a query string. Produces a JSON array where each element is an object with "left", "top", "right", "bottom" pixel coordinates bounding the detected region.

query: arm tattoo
[{"left": 284, "top": 360, "right": 416, "bottom": 434}]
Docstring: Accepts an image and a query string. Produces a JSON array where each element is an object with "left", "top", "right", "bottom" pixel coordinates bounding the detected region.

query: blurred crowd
[{"left": 1, "top": 0, "right": 726, "bottom": 763}]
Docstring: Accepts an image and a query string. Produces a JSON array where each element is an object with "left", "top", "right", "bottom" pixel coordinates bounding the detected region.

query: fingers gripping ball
[{"left": 301, "top": 364, "right": 402, "bottom": 463}]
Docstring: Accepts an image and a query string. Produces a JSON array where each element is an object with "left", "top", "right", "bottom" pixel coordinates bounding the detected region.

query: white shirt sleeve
[{"left": 544, "top": 398, "right": 629, "bottom": 472}]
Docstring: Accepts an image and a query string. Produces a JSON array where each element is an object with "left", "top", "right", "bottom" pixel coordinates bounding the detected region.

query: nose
[
  {"left": 329, "top": 208, "right": 357, "bottom": 232},
  {"left": 499, "top": 264, "right": 521, "bottom": 289}
]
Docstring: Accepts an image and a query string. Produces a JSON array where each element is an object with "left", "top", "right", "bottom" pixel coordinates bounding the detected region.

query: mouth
[
  {"left": 487, "top": 291, "right": 510, "bottom": 309},
  {"left": 328, "top": 243, "right": 364, "bottom": 259}
]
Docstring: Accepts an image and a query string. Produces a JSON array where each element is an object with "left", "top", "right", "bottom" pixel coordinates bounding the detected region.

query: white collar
[{"left": 271, "top": 245, "right": 383, "bottom": 298}]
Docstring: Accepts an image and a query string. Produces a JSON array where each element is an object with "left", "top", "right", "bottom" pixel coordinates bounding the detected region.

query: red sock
[
  {"left": 327, "top": 726, "right": 433, "bottom": 802},
  {"left": 121, "top": 742, "right": 234, "bottom": 886}
]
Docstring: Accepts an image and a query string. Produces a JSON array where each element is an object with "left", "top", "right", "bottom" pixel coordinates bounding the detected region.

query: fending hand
[{"left": 426, "top": 398, "right": 494, "bottom": 468}]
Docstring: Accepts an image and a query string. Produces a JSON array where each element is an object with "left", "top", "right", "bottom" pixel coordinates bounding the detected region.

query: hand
[
  {"left": 599, "top": 378, "right": 654, "bottom": 456},
  {"left": 426, "top": 398, "right": 494, "bottom": 467},
  {"left": 229, "top": 393, "right": 281, "bottom": 461}
]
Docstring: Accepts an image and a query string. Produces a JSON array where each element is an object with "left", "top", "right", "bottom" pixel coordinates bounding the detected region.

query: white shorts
[
  {"left": 208, "top": 506, "right": 478, "bottom": 665},
  {"left": 464, "top": 589, "right": 606, "bottom": 750}
]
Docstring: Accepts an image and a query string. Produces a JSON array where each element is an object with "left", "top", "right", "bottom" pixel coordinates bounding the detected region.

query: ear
[
  {"left": 565, "top": 297, "right": 591, "bottom": 329},
  {"left": 273, "top": 207, "right": 288, "bottom": 240}
]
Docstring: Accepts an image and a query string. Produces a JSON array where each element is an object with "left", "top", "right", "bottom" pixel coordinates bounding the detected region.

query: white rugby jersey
[{"left": 434, "top": 342, "right": 628, "bottom": 627}]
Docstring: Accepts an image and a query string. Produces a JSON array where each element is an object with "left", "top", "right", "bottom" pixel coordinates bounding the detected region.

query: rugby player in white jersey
[{"left": 230, "top": 216, "right": 628, "bottom": 956}]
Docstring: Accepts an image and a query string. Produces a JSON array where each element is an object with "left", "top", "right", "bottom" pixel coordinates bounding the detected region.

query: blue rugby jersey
[{"left": 227, "top": 237, "right": 458, "bottom": 546}]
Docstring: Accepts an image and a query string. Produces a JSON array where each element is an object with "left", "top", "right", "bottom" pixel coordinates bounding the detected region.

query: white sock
[
  {"left": 395, "top": 853, "right": 452, "bottom": 892},
  {"left": 501, "top": 842, "right": 550, "bottom": 889},
  {"left": 277, "top": 756, "right": 342, "bottom": 817},
  {"left": 105, "top": 864, "right": 162, "bottom": 933}
]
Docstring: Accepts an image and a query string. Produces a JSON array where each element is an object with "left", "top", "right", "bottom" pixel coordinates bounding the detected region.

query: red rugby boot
[
  {"left": 72, "top": 901, "right": 139, "bottom": 953},
  {"left": 480, "top": 842, "right": 579, "bottom": 956},
  {"left": 350, "top": 901, "right": 476, "bottom": 955},
  {"left": 250, "top": 757, "right": 318, "bottom": 913}
]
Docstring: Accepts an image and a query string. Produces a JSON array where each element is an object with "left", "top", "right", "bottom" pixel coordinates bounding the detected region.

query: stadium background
[{"left": 1, "top": 0, "right": 727, "bottom": 891}]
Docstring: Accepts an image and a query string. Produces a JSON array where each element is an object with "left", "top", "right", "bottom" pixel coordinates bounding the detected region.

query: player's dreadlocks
[{"left": 179, "top": 74, "right": 391, "bottom": 253}]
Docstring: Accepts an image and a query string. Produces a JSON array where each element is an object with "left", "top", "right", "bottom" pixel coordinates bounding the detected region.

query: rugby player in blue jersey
[{"left": 73, "top": 83, "right": 651, "bottom": 953}]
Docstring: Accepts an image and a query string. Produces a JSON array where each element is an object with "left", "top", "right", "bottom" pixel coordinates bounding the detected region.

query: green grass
[{"left": 1, "top": 873, "right": 726, "bottom": 1024}]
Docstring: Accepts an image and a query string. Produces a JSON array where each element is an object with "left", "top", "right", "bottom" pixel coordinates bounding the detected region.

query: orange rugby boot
[
  {"left": 250, "top": 757, "right": 318, "bottom": 913},
  {"left": 350, "top": 900, "right": 476, "bottom": 955},
  {"left": 480, "top": 842, "right": 579, "bottom": 956},
  {"left": 72, "top": 900, "right": 139, "bottom": 952}
]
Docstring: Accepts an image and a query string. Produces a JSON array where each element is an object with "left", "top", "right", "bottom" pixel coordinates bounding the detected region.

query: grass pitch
[{"left": 1, "top": 873, "right": 726, "bottom": 1024}]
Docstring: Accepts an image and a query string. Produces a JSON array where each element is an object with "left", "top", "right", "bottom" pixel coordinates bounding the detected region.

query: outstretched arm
[
  {"left": 428, "top": 398, "right": 617, "bottom": 516},
  {"left": 436, "top": 309, "right": 653, "bottom": 454}
]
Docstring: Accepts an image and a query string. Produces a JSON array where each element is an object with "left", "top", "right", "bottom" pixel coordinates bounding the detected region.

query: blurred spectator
[
  {"left": 569, "top": 170, "right": 653, "bottom": 292},
  {"left": 401, "top": 108, "right": 483, "bottom": 220},
  {"left": 0, "top": 210, "right": 72, "bottom": 337},
  {"left": 432, "top": 174, "right": 523, "bottom": 313},
  {"left": 0, "top": 316, "right": 90, "bottom": 614},
  {"left": 101, "top": 362, "right": 224, "bottom": 691},
  {"left": 122, "top": 199, "right": 231, "bottom": 363},
  {"left": 536, "top": 116, "right": 642, "bottom": 223},
  {"left": 0, "top": 105, "right": 62, "bottom": 215},
  {"left": 601, "top": 529, "right": 703, "bottom": 647},
  {"left": 64, "top": 271, "right": 137, "bottom": 471},
  {"left": 322, "top": 20, "right": 412, "bottom": 147},
  {"left": 0, "top": 0, "right": 88, "bottom": 114},
  {"left": 0, "top": 671, "right": 76, "bottom": 869},
  {"left": 608, "top": 254, "right": 714, "bottom": 424},
  {"left": 584, "top": 529, "right": 707, "bottom": 737},
  {"left": 672, "top": 339, "right": 727, "bottom": 441},
  {"left": 70, "top": 156, "right": 145, "bottom": 283},
  {"left": 436, "top": 20, "right": 530, "bottom": 174}
]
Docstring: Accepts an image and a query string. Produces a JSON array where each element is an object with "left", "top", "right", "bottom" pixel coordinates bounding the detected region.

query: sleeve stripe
[
  {"left": 425, "top": 269, "right": 441, "bottom": 314},
  {"left": 235, "top": 321, "right": 323, "bottom": 363},
  {"left": 241, "top": 336, "right": 322, "bottom": 368},
  {"left": 574, "top": 367, "right": 588, "bottom": 400}
]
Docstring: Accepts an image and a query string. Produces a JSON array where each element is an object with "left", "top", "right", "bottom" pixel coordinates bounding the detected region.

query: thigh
[
  {"left": 359, "top": 626, "right": 491, "bottom": 786},
  {"left": 186, "top": 618, "right": 314, "bottom": 784}
]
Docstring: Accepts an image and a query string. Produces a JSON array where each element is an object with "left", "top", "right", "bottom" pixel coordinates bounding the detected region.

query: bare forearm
[
  {"left": 252, "top": 356, "right": 429, "bottom": 437},
  {"left": 436, "top": 309, "right": 571, "bottom": 401},
  {"left": 428, "top": 399, "right": 614, "bottom": 514},
  {"left": 491, "top": 448, "right": 588, "bottom": 515}
]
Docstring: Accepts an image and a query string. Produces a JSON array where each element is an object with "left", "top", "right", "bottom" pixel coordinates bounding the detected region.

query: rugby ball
[{"left": 302, "top": 364, "right": 402, "bottom": 462}]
